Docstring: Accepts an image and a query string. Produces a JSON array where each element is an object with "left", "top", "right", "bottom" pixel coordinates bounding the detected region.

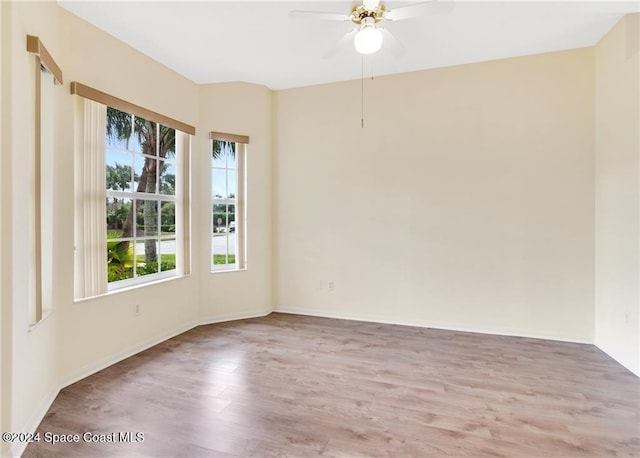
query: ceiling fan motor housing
[{"left": 351, "top": 3, "right": 387, "bottom": 25}]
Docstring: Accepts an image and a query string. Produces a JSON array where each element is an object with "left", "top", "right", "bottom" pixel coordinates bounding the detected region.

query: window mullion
[{"left": 132, "top": 198, "right": 137, "bottom": 279}]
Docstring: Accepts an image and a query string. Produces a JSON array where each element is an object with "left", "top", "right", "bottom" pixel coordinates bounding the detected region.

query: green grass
[
  {"left": 135, "top": 253, "right": 176, "bottom": 264},
  {"left": 132, "top": 252, "right": 235, "bottom": 266},
  {"left": 213, "top": 254, "right": 236, "bottom": 265},
  {"left": 109, "top": 252, "right": 236, "bottom": 282}
]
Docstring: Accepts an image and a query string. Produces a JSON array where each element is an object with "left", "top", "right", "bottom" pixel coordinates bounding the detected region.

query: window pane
[
  {"left": 137, "top": 241, "right": 159, "bottom": 277},
  {"left": 107, "top": 240, "right": 133, "bottom": 283},
  {"left": 226, "top": 143, "right": 237, "bottom": 169},
  {"left": 106, "top": 150, "right": 134, "bottom": 192},
  {"left": 159, "top": 124, "right": 176, "bottom": 162},
  {"left": 212, "top": 203, "right": 226, "bottom": 234},
  {"left": 106, "top": 108, "right": 132, "bottom": 148},
  {"left": 212, "top": 169, "right": 226, "bottom": 198},
  {"left": 228, "top": 204, "right": 236, "bottom": 233},
  {"left": 134, "top": 239, "right": 144, "bottom": 263},
  {"left": 136, "top": 200, "right": 158, "bottom": 237},
  {"left": 133, "top": 117, "right": 156, "bottom": 156},
  {"left": 212, "top": 140, "right": 226, "bottom": 168},
  {"left": 160, "top": 201, "right": 176, "bottom": 235},
  {"left": 227, "top": 170, "right": 237, "bottom": 198},
  {"left": 107, "top": 197, "right": 132, "bottom": 233},
  {"left": 159, "top": 160, "right": 175, "bottom": 196},
  {"left": 107, "top": 197, "right": 133, "bottom": 237},
  {"left": 136, "top": 156, "right": 158, "bottom": 194},
  {"left": 159, "top": 239, "right": 176, "bottom": 273},
  {"left": 212, "top": 203, "right": 225, "bottom": 235},
  {"left": 134, "top": 154, "right": 145, "bottom": 192},
  {"left": 212, "top": 233, "right": 228, "bottom": 265},
  {"left": 226, "top": 205, "right": 236, "bottom": 261}
]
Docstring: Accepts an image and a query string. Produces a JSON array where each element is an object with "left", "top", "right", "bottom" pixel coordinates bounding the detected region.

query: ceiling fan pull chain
[{"left": 361, "top": 54, "right": 365, "bottom": 128}]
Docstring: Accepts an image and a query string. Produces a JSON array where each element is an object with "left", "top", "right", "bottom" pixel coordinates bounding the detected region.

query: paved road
[{"left": 213, "top": 233, "right": 236, "bottom": 254}]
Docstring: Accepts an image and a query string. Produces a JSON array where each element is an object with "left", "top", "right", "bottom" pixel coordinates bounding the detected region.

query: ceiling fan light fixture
[{"left": 354, "top": 24, "right": 383, "bottom": 54}]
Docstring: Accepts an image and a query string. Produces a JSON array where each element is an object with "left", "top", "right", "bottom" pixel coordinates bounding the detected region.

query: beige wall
[
  {"left": 595, "top": 14, "right": 640, "bottom": 376},
  {"left": 2, "top": 4, "right": 62, "bottom": 454},
  {"left": 56, "top": 9, "right": 202, "bottom": 386},
  {"left": 0, "top": 4, "right": 274, "bottom": 455},
  {"left": 1, "top": 4, "right": 637, "bottom": 456},
  {"left": 197, "top": 83, "right": 273, "bottom": 321},
  {"left": 274, "top": 48, "right": 596, "bottom": 342}
]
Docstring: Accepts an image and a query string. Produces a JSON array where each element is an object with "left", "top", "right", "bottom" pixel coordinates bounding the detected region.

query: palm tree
[
  {"left": 107, "top": 107, "right": 175, "bottom": 265},
  {"left": 212, "top": 139, "right": 234, "bottom": 160}
]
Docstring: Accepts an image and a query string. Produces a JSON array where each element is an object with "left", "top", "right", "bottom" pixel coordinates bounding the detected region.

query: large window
[
  {"left": 211, "top": 133, "right": 247, "bottom": 272},
  {"left": 106, "top": 109, "right": 177, "bottom": 286},
  {"left": 73, "top": 83, "right": 193, "bottom": 298}
]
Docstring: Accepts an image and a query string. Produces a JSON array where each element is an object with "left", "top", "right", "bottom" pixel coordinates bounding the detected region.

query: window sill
[
  {"left": 74, "top": 273, "right": 191, "bottom": 304},
  {"left": 210, "top": 267, "right": 247, "bottom": 275},
  {"left": 108, "top": 270, "right": 177, "bottom": 292}
]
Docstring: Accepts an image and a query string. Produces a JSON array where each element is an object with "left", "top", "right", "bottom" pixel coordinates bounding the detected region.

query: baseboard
[
  {"left": 60, "top": 318, "right": 200, "bottom": 390},
  {"left": 18, "top": 308, "right": 274, "bottom": 457},
  {"left": 12, "top": 386, "right": 60, "bottom": 458},
  {"left": 199, "top": 308, "right": 272, "bottom": 326},
  {"left": 60, "top": 309, "right": 273, "bottom": 390},
  {"left": 16, "top": 319, "right": 200, "bottom": 458},
  {"left": 274, "top": 306, "right": 593, "bottom": 345},
  {"left": 595, "top": 343, "right": 640, "bottom": 377}
]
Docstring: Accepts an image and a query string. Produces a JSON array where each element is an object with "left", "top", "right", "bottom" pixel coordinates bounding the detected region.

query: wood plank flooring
[{"left": 25, "top": 313, "right": 639, "bottom": 457}]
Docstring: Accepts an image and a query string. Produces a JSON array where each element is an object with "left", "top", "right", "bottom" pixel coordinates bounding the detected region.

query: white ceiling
[{"left": 58, "top": 1, "right": 639, "bottom": 90}]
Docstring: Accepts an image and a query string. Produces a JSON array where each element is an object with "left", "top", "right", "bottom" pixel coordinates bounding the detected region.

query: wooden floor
[{"left": 25, "top": 313, "right": 639, "bottom": 457}]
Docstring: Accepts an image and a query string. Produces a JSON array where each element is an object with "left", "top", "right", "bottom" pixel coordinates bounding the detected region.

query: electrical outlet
[
  {"left": 134, "top": 304, "right": 141, "bottom": 316},
  {"left": 625, "top": 311, "right": 630, "bottom": 325},
  {"left": 328, "top": 281, "right": 335, "bottom": 292}
]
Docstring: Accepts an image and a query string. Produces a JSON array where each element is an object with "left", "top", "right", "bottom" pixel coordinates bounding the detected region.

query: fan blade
[
  {"left": 384, "top": 0, "right": 455, "bottom": 21},
  {"left": 289, "top": 10, "right": 351, "bottom": 21},
  {"left": 322, "top": 29, "right": 357, "bottom": 59},
  {"left": 380, "top": 28, "right": 406, "bottom": 58}
]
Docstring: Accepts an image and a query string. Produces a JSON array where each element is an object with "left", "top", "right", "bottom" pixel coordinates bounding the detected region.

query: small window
[
  {"left": 27, "top": 35, "right": 62, "bottom": 325},
  {"left": 211, "top": 137, "right": 247, "bottom": 272},
  {"left": 38, "top": 64, "right": 55, "bottom": 324}
]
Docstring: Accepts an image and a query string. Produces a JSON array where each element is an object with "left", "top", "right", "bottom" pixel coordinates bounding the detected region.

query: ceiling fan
[{"left": 290, "top": 0, "right": 454, "bottom": 56}]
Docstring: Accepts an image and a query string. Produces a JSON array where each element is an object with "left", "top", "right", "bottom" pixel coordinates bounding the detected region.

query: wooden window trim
[
  {"left": 70, "top": 82, "right": 196, "bottom": 135},
  {"left": 27, "top": 35, "right": 63, "bottom": 85},
  {"left": 209, "top": 131, "right": 250, "bottom": 144}
]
